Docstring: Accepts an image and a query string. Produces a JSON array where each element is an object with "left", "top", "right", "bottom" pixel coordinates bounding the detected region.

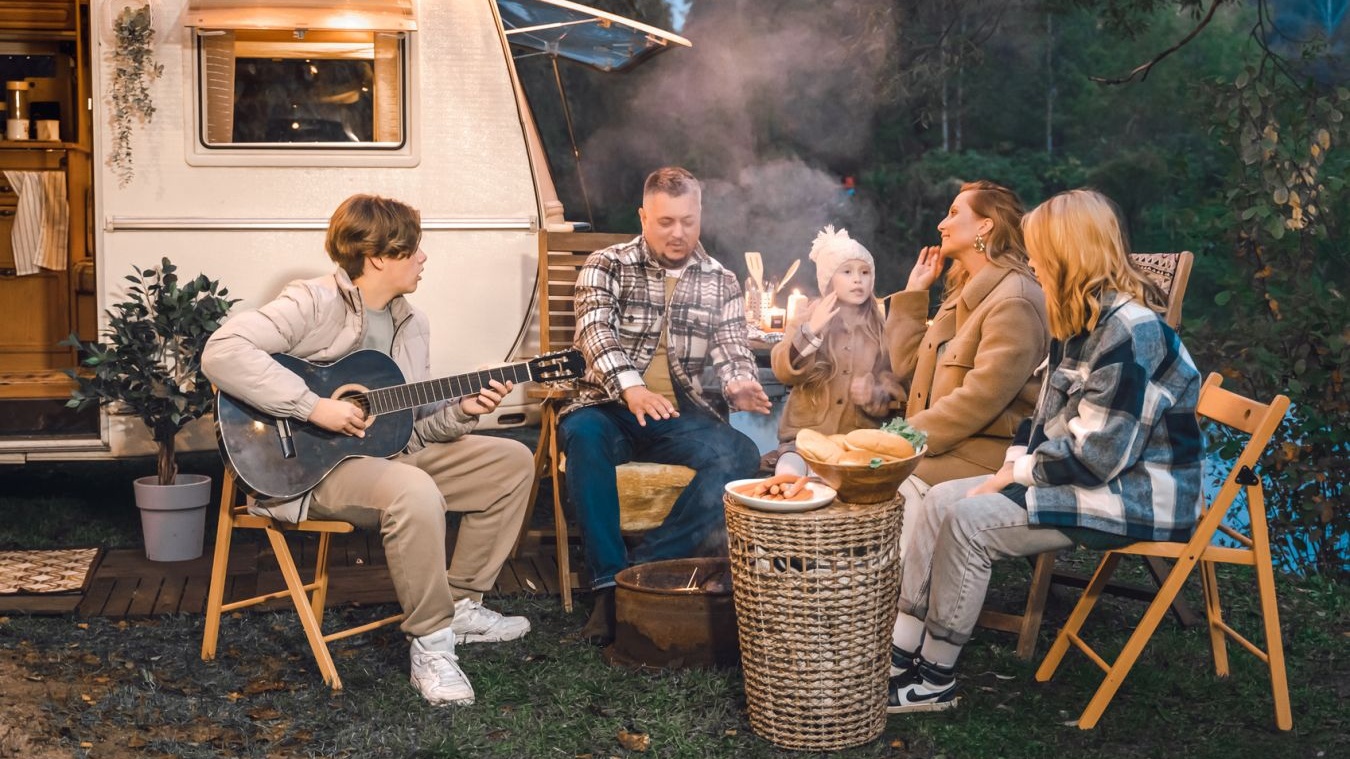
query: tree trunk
[
  {"left": 1045, "top": 11, "right": 1055, "bottom": 156},
  {"left": 956, "top": 14, "right": 965, "bottom": 151},
  {"left": 157, "top": 436, "right": 178, "bottom": 486}
]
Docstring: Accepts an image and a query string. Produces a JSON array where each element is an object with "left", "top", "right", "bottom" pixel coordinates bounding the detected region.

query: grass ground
[{"left": 1, "top": 451, "right": 1347, "bottom": 758}]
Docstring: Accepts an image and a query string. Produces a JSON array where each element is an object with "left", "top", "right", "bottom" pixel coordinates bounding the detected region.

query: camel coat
[
  {"left": 771, "top": 303, "right": 898, "bottom": 444},
  {"left": 887, "top": 264, "right": 1048, "bottom": 484}
]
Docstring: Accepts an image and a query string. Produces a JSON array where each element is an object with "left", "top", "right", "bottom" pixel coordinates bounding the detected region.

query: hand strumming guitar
[{"left": 309, "top": 397, "right": 371, "bottom": 438}]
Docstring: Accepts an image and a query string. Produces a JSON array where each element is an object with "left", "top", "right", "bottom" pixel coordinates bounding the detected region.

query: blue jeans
[{"left": 558, "top": 392, "right": 760, "bottom": 589}]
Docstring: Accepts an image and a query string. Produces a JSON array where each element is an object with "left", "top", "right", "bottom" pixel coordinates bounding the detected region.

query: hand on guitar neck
[
  {"left": 308, "top": 379, "right": 515, "bottom": 437},
  {"left": 457, "top": 379, "right": 514, "bottom": 417}
]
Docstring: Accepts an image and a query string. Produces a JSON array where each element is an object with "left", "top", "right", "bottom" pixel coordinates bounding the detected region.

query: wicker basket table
[{"left": 724, "top": 494, "right": 903, "bottom": 751}]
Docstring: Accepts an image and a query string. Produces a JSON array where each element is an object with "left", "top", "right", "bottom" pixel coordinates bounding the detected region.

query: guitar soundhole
[{"left": 332, "top": 382, "right": 377, "bottom": 424}]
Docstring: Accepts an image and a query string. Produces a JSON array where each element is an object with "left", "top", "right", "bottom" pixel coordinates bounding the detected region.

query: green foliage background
[{"left": 517, "top": 0, "right": 1346, "bottom": 576}]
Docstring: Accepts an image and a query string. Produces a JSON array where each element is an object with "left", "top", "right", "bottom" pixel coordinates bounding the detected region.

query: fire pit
[{"left": 602, "top": 557, "right": 739, "bottom": 671}]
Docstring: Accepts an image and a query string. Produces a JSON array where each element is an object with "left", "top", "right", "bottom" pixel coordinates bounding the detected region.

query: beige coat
[
  {"left": 887, "top": 264, "right": 1048, "bottom": 484},
  {"left": 772, "top": 302, "right": 899, "bottom": 444}
]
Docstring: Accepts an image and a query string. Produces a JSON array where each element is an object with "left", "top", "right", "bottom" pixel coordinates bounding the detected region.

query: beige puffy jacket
[{"left": 203, "top": 269, "right": 476, "bottom": 458}]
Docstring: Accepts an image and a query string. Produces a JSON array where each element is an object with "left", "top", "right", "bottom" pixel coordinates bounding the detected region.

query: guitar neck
[{"left": 364, "top": 361, "right": 535, "bottom": 415}]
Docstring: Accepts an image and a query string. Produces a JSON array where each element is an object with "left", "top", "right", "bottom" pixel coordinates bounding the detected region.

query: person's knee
[
  {"left": 497, "top": 438, "right": 534, "bottom": 484},
  {"left": 383, "top": 470, "right": 445, "bottom": 527},
  {"left": 731, "top": 434, "right": 760, "bottom": 473},
  {"left": 560, "top": 411, "right": 620, "bottom": 462},
  {"left": 695, "top": 426, "right": 759, "bottom": 474},
  {"left": 938, "top": 507, "right": 987, "bottom": 556},
  {"left": 924, "top": 479, "right": 969, "bottom": 508}
]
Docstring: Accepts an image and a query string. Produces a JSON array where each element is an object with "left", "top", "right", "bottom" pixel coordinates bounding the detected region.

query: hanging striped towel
[{"left": 3, "top": 170, "right": 70, "bottom": 276}]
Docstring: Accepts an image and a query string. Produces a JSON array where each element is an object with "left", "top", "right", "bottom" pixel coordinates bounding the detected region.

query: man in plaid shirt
[{"left": 559, "top": 166, "right": 772, "bottom": 644}]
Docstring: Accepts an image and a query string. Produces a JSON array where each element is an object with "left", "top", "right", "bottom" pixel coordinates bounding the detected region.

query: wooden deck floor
[{"left": 1, "top": 531, "right": 571, "bottom": 619}]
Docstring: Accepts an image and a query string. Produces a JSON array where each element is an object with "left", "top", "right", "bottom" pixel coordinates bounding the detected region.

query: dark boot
[{"left": 577, "top": 586, "right": 616, "bottom": 646}]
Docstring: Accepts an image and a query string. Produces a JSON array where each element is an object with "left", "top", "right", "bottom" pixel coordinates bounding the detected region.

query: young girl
[
  {"left": 770, "top": 225, "right": 902, "bottom": 476},
  {"left": 885, "top": 189, "right": 1204, "bottom": 714}
]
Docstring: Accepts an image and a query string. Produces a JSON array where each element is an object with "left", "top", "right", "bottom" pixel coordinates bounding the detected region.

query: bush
[{"left": 1188, "top": 62, "right": 1349, "bottom": 577}]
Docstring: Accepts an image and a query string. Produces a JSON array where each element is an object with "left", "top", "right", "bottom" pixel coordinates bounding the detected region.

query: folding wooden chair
[
  {"left": 200, "top": 469, "right": 404, "bottom": 690},
  {"left": 1036, "top": 373, "right": 1292, "bottom": 730},
  {"left": 515, "top": 230, "right": 692, "bottom": 612},
  {"left": 977, "top": 251, "right": 1196, "bottom": 660}
]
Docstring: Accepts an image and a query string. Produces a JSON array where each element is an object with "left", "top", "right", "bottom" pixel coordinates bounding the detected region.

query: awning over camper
[
  {"left": 184, "top": 0, "right": 416, "bottom": 32},
  {"left": 497, "top": 0, "right": 691, "bottom": 72}
]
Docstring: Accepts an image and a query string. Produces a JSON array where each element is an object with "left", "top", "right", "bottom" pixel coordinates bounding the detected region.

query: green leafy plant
[
  {"left": 1189, "top": 55, "right": 1349, "bottom": 577},
  {"left": 63, "top": 259, "right": 238, "bottom": 486},
  {"left": 106, "top": 2, "right": 163, "bottom": 187}
]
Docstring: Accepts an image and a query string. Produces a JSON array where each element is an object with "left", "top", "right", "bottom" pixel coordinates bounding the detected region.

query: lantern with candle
[{"left": 760, "top": 306, "right": 786, "bottom": 332}]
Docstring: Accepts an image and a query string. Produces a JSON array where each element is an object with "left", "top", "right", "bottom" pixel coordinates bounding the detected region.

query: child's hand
[
  {"left": 906, "top": 246, "right": 943, "bottom": 292},
  {"left": 808, "top": 292, "right": 840, "bottom": 334},
  {"left": 849, "top": 374, "right": 875, "bottom": 407}
]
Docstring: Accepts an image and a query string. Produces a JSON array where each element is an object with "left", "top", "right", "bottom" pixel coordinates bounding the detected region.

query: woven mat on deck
[{"left": 0, "top": 548, "right": 103, "bottom": 595}]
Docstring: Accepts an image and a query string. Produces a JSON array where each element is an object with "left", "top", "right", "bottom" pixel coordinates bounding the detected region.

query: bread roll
[
  {"left": 796, "top": 428, "right": 843, "bottom": 463},
  {"left": 837, "top": 449, "right": 883, "bottom": 466},
  {"left": 845, "top": 428, "right": 916, "bottom": 459},
  {"left": 828, "top": 433, "right": 850, "bottom": 449}
]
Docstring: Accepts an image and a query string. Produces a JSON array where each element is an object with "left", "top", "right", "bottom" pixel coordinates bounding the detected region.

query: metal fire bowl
[{"left": 603, "top": 557, "right": 739, "bottom": 671}]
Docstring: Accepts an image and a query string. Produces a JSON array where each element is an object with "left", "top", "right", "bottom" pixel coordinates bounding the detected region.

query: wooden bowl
[{"left": 799, "top": 445, "right": 927, "bottom": 504}]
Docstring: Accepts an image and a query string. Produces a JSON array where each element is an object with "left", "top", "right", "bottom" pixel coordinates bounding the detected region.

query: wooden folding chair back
[
  {"left": 1036, "top": 373, "right": 1293, "bottom": 730},
  {"left": 1129, "top": 251, "right": 1194, "bottom": 329},
  {"left": 200, "top": 469, "right": 403, "bottom": 690},
  {"left": 518, "top": 231, "right": 693, "bottom": 612},
  {"left": 978, "top": 251, "right": 1197, "bottom": 660}
]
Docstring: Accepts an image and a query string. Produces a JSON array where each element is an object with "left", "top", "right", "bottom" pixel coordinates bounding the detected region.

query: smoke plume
[{"left": 580, "top": 0, "right": 895, "bottom": 292}]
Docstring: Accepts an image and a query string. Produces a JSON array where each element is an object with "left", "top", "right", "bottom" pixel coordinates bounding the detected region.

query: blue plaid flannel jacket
[
  {"left": 1013, "top": 292, "right": 1204, "bottom": 542},
  {"left": 561, "top": 236, "right": 758, "bottom": 420}
]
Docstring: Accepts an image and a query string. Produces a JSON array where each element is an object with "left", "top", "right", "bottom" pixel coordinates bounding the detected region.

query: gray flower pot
[{"left": 133, "top": 474, "right": 211, "bottom": 562}]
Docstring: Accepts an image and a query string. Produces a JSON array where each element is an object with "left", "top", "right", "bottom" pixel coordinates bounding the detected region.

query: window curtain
[
  {"left": 373, "top": 33, "right": 401, "bottom": 143},
  {"left": 199, "top": 31, "right": 236, "bottom": 144}
]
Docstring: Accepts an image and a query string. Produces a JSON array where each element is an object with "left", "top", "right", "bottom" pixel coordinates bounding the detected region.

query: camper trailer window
[{"left": 195, "top": 29, "right": 406, "bottom": 150}]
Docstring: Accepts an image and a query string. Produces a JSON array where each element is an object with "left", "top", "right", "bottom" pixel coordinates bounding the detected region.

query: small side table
[{"left": 725, "top": 494, "right": 903, "bottom": 752}]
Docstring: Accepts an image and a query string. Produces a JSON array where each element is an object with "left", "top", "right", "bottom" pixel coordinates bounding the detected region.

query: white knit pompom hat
[{"left": 809, "top": 225, "right": 873, "bottom": 294}]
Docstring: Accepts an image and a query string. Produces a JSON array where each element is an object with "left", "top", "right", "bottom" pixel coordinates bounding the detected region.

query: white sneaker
[
  {"left": 409, "top": 627, "right": 475, "bottom": 706},
  {"left": 451, "top": 598, "right": 531, "bottom": 644}
]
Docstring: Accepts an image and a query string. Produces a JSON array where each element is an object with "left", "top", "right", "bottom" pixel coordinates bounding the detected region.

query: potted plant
[
  {"left": 63, "top": 258, "right": 238, "bottom": 561},
  {"left": 106, "top": 1, "right": 163, "bottom": 187}
]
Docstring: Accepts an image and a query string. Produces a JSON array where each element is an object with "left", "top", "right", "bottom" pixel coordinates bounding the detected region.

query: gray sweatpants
[
  {"left": 898, "top": 475, "right": 1075, "bottom": 646},
  {"left": 307, "top": 434, "right": 533, "bottom": 638}
]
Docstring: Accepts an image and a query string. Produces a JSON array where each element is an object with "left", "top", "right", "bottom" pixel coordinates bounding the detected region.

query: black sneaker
[
  {"left": 886, "top": 660, "right": 959, "bottom": 714},
  {"left": 890, "top": 643, "right": 918, "bottom": 677}
]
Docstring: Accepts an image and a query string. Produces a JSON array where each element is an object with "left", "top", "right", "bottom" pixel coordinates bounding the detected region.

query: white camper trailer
[{"left": 0, "top": 0, "right": 689, "bottom": 464}]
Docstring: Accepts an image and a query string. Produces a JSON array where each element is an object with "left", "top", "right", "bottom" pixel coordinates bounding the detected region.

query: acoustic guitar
[{"left": 216, "top": 348, "right": 584, "bottom": 499}]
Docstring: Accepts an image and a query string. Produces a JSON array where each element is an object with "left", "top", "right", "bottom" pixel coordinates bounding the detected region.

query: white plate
[{"left": 725, "top": 478, "right": 837, "bottom": 513}]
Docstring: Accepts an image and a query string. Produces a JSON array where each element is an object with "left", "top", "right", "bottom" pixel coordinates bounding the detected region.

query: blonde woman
[
  {"left": 885, "top": 188, "right": 1203, "bottom": 714},
  {"left": 887, "top": 180, "right": 1049, "bottom": 556}
]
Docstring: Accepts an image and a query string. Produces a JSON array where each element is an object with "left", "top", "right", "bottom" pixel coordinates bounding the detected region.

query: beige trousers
[{"left": 307, "top": 434, "right": 533, "bottom": 638}]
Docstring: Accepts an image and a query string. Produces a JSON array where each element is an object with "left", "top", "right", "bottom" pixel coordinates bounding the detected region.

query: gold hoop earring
[{"left": 974, "top": 234, "right": 988, "bottom": 254}]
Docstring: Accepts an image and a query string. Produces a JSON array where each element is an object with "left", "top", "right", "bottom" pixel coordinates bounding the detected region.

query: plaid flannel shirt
[
  {"left": 1012, "top": 292, "right": 1204, "bottom": 542},
  {"left": 562, "top": 235, "right": 757, "bottom": 420}
]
